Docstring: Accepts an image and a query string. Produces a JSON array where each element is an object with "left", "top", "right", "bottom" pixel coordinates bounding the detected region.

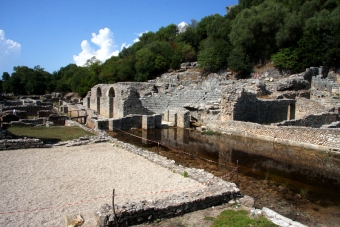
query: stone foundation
[
  {"left": 208, "top": 120, "right": 340, "bottom": 151},
  {"left": 95, "top": 138, "right": 240, "bottom": 227},
  {"left": 0, "top": 138, "right": 51, "bottom": 150}
]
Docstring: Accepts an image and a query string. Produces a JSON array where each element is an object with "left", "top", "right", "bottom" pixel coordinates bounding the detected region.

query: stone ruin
[
  {"left": 0, "top": 95, "right": 71, "bottom": 128},
  {"left": 76, "top": 64, "right": 340, "bottom": 151}
]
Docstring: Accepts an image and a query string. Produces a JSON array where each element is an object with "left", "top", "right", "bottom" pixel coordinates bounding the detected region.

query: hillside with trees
[{"left": 1, "top": 0, "right": 339, "bottom": 97}]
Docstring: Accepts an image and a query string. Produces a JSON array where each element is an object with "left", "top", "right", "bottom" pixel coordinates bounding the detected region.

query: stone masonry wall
[
  {"left": 221, "top": 87, "right": 295, "bottom": 124},
  {"left": 276, "top": 113, "right": 340, "bottom": 128},
  {"left": 95, "top": 138, "right": 240, "bottom": 227},
  {"left": 295, "top": 98, "right": 328, "bottom": 119},
  {"left": 2, "top": 105, "right": 52, "bottom": 116},
  {"left": 208, "top": 120, "right": 340, "bottom": 151},
  {"left": 0, "top": 138, "right": 51, "bottom": 150}
]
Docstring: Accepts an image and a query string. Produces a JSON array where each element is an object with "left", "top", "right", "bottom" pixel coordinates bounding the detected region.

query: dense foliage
[{"left": 2, "top": 0, "right": 339, "bottom": 97}]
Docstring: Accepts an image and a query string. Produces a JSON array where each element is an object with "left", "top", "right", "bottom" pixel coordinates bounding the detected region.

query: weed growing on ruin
[
  {"left": 183, "top": 171, "right": 188, "bottom": 178},
  {"left": 300, "top": 188, "right": 309, "bottom": 198},
  {"left": 204, "top": 216, "right": 215, "bottom": 221},
  {"left": 265, "top": 171, "right": 269, "bottom": 181},
  {"left": 202, "top": 130, "right": 221, "bottom": 136},
  {"left": 212, "top": 210, "right": 277, "bottom": 227}
]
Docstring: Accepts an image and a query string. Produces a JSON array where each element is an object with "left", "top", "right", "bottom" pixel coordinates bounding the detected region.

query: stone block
[
  {"left": 177, "top": 111, "right": 190, "bottom": 128},
  {"left": 109, "top": 119, "right": 121, "bottom": 131},
  {"left": 163, "top": 110, "right": 169, "bottom": 121},
  {"left": 142, "top": 115, "right": 155, "bottom": 129},
  {"left": 168, "top": 111, "right": 177, "bottom": 127}
]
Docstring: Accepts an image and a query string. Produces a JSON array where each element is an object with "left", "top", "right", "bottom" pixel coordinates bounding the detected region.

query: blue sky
[{"left": 0, "top": 0, "right": 238, "bottom": 76}]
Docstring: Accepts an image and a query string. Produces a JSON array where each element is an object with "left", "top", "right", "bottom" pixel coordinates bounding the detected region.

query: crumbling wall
[
  {"left": 277, "top": 113, "right": 340, "bottom": 128},
  {"left": 221, "top": 87, "right": 295, "bottom": 124},
  {"left": 85, "top": 83, "right": 156, "bottom": 119},
  {"left": 0, "top": 138, "right": 51, "bottom": 150},
  {"left": 2, "top": 105, "right": 52, "bottom": 116},
  {"left": 295, "top": 98, "right": 328, "bottom": 119},
  {"left": 208, "top": 120, "right": 340, "bottom": 150},
  {"left": 109, "top": 114, "right": 162, "bottom": 131}
]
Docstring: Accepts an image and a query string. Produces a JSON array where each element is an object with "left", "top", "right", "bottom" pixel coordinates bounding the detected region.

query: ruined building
[{"left": 79, "top": 66, "right": 340, "bottom": 151}]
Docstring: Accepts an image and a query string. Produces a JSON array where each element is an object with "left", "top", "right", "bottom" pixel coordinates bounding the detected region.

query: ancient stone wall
[
  {"left": 109, "top": 114, "right": 162, "bottom": 131},
  {"left": 276, "top": 113, "right": 340, "bottom": 128},
  {"left": 295, "top": 98, "right": 328, "bottom": 119},
  {"left": 0, "top": 138, "right": 51, "bottom": 150},
  {"left": 208, "top": 120, "right": 340, "bottom": 150},
  {"left": 221, "top": 88, "right": 295, "bottom": 124},
  {"left": 95, "top": 138, "right": 240, "bottom": 227},
  {"left": 85, "top": 83, "right": 156, "bottom": 119},
  {"left": 158, "top": 128, "right": 340, "bottom": 180},
  {"left": 2, "top": 105, "right": 52, "bottom": 116}
]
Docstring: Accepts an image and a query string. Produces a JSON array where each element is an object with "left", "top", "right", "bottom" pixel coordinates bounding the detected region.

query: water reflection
[{"left": 109, "top": 127, "right": 340, "bottom": 205}]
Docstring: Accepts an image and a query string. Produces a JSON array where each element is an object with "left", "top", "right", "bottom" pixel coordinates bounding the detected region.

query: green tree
[
  {"left": 229, "top": 1, "right": 288, "bottom": 65},
  {"left": 276, "top": 12, "right": 303, "bottom": 48},
  {"left": 227, "top": 47, "right": 253, "bottom": 75},
  {"left": 297, "top": 6, "right": 340, "bottom": 69},
  {"left": 271, "top": 48, "right": 299, "bottom": 72},
  {"left": 155, "top": 24, "right": 178, "bottom": 42},
  {"left": 135, "top": 48, "right": 156, "bottom": 81},
  {"left": 198, "top": 38, "right": 231, "bottom": 71},
  {"left": 2, "top": 72, "right": 11, "bottom": 94}
]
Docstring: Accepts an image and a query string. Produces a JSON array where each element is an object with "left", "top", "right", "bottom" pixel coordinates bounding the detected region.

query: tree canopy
[{"left": 2, "top": 0, "right": 340, "bottom": 96}]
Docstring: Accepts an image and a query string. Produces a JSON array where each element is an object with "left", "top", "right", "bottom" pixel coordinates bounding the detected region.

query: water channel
[{"left": 108, "top": 127, "right": 340, "bottom": 226}]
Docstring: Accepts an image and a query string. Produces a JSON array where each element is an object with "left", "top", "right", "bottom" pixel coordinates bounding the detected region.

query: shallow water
[
  {"left": 109, "top": 127, "right": 340, "bottom": 225},
  {"left": 109, "top": 127, "right": 340, "bottom": 207}
]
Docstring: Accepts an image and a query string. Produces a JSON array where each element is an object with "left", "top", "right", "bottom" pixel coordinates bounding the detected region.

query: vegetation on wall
[{"left": 2, "top": 0, "right": 340, "bottom": 97}]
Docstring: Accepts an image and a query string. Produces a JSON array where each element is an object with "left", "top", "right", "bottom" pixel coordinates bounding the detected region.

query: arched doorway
[
  {"left": 96, "top": 87, "right": 102, "bottom": 114},
  {"left": 108, "top": 87, "right": 115, "bottom": 118}
]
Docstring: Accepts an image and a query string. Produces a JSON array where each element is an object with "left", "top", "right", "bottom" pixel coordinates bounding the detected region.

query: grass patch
[
  {"left": 202, "top": 130, "right": 221, "bottom": 136},
  {"left": 7, "top": 126, "right": 95, "bottom": 144},
  {"left": 204, "top": 216, "right": 216, "bottom": 221},
  {"left": 183, "top": 171, "right": 188, "bottom": 178},
  {"left": 212, "top": 210, "right": 277, "bottom": 227}
]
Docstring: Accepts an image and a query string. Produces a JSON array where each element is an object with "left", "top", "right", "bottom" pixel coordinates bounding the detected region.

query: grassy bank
[{"left": 7, "top": 126, "right": 95, "bottom": 143}]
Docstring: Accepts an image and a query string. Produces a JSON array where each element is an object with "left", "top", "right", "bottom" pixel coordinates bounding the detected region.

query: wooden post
[{"left": 112, "top": 189, "right": 119, "bottom": 227}]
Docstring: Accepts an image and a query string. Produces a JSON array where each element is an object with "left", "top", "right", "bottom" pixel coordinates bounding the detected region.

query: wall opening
[
  {"left": 96, "top": 87, "right": 102, "bottom": 114},
  {"left": 108, "top": 87, "right": 115, "bottom": 118}
]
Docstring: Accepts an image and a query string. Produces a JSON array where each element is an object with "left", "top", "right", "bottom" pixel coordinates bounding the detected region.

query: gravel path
[{"left": 0, "top": 143, "right": 205, "bottom": 226}]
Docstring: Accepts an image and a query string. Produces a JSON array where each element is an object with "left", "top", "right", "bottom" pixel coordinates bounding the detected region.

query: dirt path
[{"left": 0, "top": 143, "right": 205, "bottom": 226}]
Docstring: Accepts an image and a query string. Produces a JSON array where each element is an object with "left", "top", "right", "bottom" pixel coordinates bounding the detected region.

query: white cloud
[
  {"left": 120, "top": 43, "right": 130, "bottom": 50},
  {"left": 133, "top": 31, "right": 148, "bottom": 43},
  {"left": 73, "top": 28, "right": 119, "bottom": 66},
  {"left": 0, "top": 30, "right": 21, "bottom": 73},
  {"left": 178, "top": 22, "right": 189, "bottom": 33}
]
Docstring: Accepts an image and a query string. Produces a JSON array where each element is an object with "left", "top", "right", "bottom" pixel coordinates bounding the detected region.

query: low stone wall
[
  {"left": 95, "top": 138, "right": 240, "bottom": 227},
  {"left": 276, "top": 113, "right": 340, "bottom": 128},
  {"left": 0, "top": 138, "right": 51, "bottom": 150},
  {"left": 20, "top": 118, "right": 45, "bottom": 125},
  {"left": 163, "top": 109, "right": 190, "bottom": 128},
  {"left": 2, "top": 105, "right": 52, "bottom": 116},
  {"left": 108, "top": 114, "right": 162, "bottom": 131},
  {"left": 208, "top": 120, "right": 340, "bottom": 151}
]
